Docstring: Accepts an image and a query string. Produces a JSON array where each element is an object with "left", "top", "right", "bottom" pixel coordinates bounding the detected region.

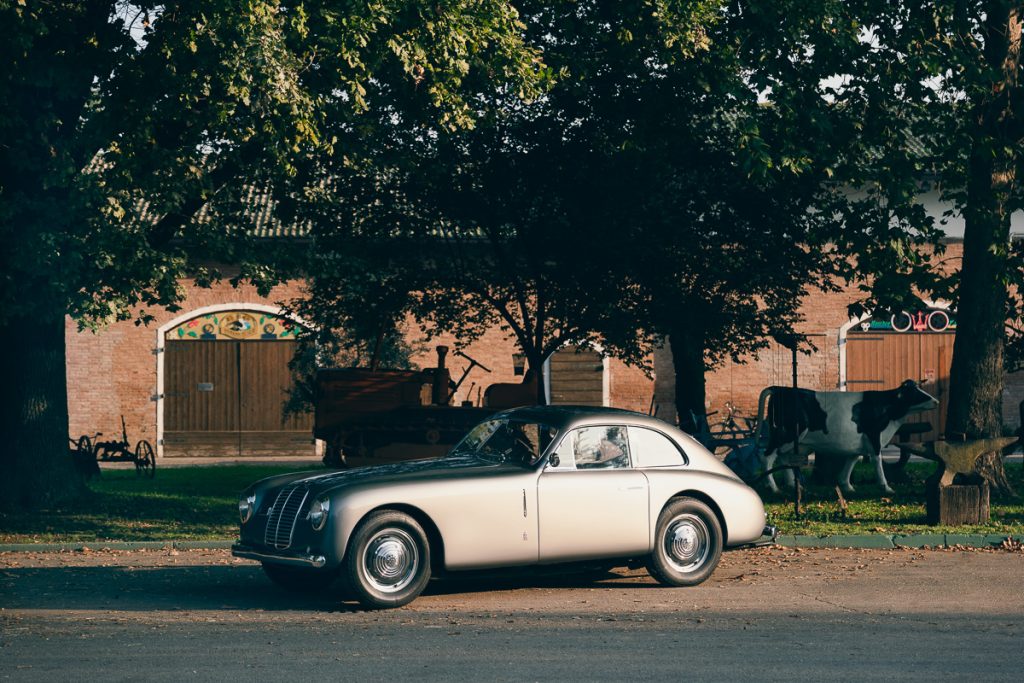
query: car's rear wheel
[
  {"left": 261, "top": 563, "right": 339, "bottom": 593},
  {"left": 344, "top": 510, "right": 431, "bottom": 609},
  {"left": 646, "top": 497, "right": 722, "bottom": 587}
]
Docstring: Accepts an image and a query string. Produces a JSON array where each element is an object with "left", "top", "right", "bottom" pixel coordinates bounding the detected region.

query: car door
[{"left": 536, "top": 425, "right": 650, "bottom": 562}]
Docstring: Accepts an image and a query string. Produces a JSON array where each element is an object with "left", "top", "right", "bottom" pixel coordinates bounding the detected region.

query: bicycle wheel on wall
[{"left": 76, "top": 435, "right": 94, "bottom": 458}]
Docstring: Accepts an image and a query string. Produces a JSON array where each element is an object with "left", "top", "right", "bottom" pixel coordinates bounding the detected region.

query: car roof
[{"left": 493, "top": 405, "right": 672, "bottom": 432}]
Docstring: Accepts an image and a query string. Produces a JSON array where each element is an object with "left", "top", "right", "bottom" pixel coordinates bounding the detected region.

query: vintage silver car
[{"left": 232, "top": 406, "right": 773, "bottom": 609}]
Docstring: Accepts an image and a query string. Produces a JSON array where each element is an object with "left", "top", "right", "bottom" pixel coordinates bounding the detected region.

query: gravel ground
[{"left": 1, "top": 546, "right": 1022, "bottom": 681}]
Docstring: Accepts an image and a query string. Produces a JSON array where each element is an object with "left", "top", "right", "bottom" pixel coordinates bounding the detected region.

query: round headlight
[
  {"left": 308, "top": 498, "right": 330, "bottom": 531},
  {"left": 239, "top": 493, "right": 256, "bottom": 524}
]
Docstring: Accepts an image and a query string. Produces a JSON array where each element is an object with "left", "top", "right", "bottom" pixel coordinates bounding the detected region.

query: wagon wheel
[
  {"left": 71, "top": 434, "right": 100, "bottom": 480},
  {"left": 134, "top": 440, "right": 156, "bottom": 478}
]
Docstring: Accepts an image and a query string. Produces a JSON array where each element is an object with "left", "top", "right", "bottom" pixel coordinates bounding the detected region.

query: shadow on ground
[{"left": 0, "top": 562, "right": 656, "bottom": 613}]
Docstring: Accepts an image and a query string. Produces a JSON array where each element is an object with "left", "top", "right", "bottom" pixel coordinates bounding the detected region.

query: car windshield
[{"left": 451, "top": 418, "right": 558, "bottom": 467}]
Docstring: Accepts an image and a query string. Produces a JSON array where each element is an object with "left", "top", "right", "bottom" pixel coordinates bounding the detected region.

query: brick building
[
  {"left": 66, "top": 238, "right": 1024, "bottom": 460},
  {"left": 65, "top": 273, "right": 655, "bottom": 458},
  {"left": 652, "top": 239, "right": 1024, "bottom": 436}
]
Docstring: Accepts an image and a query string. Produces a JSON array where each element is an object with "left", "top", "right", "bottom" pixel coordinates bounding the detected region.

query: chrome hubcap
[
  {"left": 363, "top": 529, "right": 419, "bottom": 593},
  {"left": 664, "top": 514, "right": 710, "bottom": 573}
]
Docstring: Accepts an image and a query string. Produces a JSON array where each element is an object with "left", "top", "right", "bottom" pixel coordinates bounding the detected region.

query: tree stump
[{"left": 926, "top": 478, "right": 990, "bottom": 525}]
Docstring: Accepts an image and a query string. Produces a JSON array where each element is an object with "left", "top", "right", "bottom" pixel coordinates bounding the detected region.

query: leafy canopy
[{"left": 0, "top": 0, "right": 548, "bottom": 328}]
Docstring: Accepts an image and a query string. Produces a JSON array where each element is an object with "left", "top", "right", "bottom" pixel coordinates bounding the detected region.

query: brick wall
[
  {"left": 653, "top": 279, "right": 864, "bottom": 424},
  {"left": 607, "top": 358, "right": 655, "bottom": 413},
  {"left": 68, "top": 239, "right": 1021, "bottom": 449},
  {"left": 1005, "top": 371, "right": 1024, "bottom": 432},
  {"left": 654, "top": 242, "right": 1024, "bottom": 432},
  {"left": 66, "top": 278, "right": 307, "bottom": 445},
  {"left": 67, "top": 282, "right": 660, "bottom": 452}
]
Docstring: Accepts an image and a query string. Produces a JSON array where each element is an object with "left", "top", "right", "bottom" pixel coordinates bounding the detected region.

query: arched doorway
[
  {"left": 156, "top": 305, "right": 314, "bottom": 458},
  {"left": 842, "top": 304, "right": 956, "bottom": 440}
]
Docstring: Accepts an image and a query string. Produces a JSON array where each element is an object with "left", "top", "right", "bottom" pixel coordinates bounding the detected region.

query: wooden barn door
[
  {"left": 164, "top": 341, "right": 242, "bottom": 456},
  {"left": 918, "top": 333, "right": 955, "bottom": 437},
  {"left": 846, "top": 332, "right": 955, "bottom": 440},
  {"left": 549, "top": 348, "right": 605, "bottom": 406},
  {"left": 239, "top": 340, "right": 313, "bottom": 456},
  {"left": 163, "top": 329, "right": 313, "bottom": 457}
]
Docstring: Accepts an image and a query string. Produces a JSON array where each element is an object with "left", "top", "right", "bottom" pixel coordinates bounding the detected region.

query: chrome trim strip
[{"left": 231, "top": 544, "right": 327, "bottom": 568}]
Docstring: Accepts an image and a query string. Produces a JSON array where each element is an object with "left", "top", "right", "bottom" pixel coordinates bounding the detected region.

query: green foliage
[
  {"left": 733, "top": 1, "right": 1024, "bottom": 433},
  {"left": 297, "top": 0, "right": 819, "bottom": 394},
  {"left": 0, "top": 0, "right": 548, "bottom": 328},
  {"left": 0, "top": 0, "right": 549, "bottom": 509}
]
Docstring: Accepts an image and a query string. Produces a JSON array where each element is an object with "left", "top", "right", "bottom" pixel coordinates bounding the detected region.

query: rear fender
[{"left": 644, "top": 470, "right": 766, "bottom": 547}]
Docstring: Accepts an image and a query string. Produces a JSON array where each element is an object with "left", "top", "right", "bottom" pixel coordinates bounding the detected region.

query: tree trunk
[
  {"left": 529, "top": 351, "right": 548, "bottom": 406},
  {"left": 975, "top": 449, "right": 1016, "bottom": 499},
  {"left": 946, "top": 142, "right": 1010, "bottom": 437},
  {"left": 0, "top": 309, "right": 84, "bottom": 511},
  {"left": 945, "top": 3, "right": 1021, "bottom": 439},
  {"left": 670, "top": 320, "right": 708, "bottom": 435}
]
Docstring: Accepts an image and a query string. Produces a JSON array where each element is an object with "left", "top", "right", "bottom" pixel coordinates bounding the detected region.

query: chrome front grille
[{"left": 263, "top": 484, "right": 310, "bottom": 550}]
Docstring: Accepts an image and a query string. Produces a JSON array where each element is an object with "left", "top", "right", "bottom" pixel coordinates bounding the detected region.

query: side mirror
[{"left": 549, "top": 455, "right": 560, "bottom": 468}]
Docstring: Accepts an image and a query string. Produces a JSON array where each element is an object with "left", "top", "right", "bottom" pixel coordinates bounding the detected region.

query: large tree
[
  {"left": 291, "top": 0, "right": 728, "bottom": 405},
  {"left": 604, "top": 146, "right": 842, "bottom": 432},
  {"left": 0, "top": 0, "right": 544, "bottom": 509},
  {"left": 553, "top": 13, "right": 844, "bottom": 430},
  {"left": 735, "top": 0, "right": 1024, "bottom": 439},
  {"left": 295, "top": 0, "right": 843, "bottom": 423}
]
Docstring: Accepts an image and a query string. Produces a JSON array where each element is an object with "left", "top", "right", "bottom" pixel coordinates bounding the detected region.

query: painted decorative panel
[
  {"left": 853, "top": 308, "right": 957, "bottom": 333},
  {"left": 165, "top": 310, "right": 301, "bottom": 341}
]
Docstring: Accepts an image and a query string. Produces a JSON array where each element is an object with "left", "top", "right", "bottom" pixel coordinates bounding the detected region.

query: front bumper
[{"left": 231, "top": 542, "right": 327, "bottom": 568}]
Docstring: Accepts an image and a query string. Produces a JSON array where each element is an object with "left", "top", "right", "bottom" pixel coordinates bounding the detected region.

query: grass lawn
[
  {"left": 0, "top": 465, "right": 307, "bottom": 544},
  {"left": 1, "top": 461, "right": 1022, "bottom": 544},
  {"left": 761, "top": 461, "right": 1024, "bottom": 536}
]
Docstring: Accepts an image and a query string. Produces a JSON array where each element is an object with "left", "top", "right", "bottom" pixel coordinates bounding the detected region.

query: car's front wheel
[
  {"left": 344, "top": 510, "right": 431, "bottom": 609},
  {"left": 646, "top": 497, "right": 722, "bottom": 587}
]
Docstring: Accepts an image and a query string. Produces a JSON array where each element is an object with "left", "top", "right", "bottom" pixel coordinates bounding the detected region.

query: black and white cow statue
[{"left": 754, "top": 380, "right": 938, "bottom": 494}]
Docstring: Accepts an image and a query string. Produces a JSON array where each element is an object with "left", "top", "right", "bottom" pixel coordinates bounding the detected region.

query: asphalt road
[{"left": 1, "top": 547, "right": 1022, "bottom": 681}]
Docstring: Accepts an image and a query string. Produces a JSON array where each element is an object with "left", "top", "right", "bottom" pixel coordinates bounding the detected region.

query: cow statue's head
[{"left": 897, "top": 380, "right": 939, "bottom": 413}]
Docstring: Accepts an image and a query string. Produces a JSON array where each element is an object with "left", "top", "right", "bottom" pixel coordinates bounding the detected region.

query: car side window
[
  {"left": 549, "top": 425, "right": 630, "bottom": 470},
  {"left": 628, "top": 427, "right": 686, "bottom": 467}
]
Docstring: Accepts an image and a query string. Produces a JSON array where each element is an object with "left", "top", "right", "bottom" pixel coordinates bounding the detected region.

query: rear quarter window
[{"left": 628, "top": 426, "right": 687, "bottom": 467}]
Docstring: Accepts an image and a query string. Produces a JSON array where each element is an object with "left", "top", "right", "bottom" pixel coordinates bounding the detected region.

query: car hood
[{"left": 256, "top": 454, "right": 521, "bottom": 496}]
